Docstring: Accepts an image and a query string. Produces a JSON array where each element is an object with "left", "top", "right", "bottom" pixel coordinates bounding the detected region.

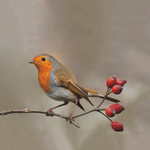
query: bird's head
[{"left": 29, "top": 54, "right": 54, "bottom": 72}]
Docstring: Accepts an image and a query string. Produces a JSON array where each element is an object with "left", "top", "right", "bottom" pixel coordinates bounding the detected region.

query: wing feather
[{"left": 54, "top": 65, "right": 93, "bottom": 106}]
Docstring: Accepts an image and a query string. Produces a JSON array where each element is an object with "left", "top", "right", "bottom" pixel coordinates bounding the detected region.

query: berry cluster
[
  {"left": 103, "top": 76, "right": 126, "bottom": 132},
  {"left": 106, "top": 76, "right": 126, "bottom": 94}
]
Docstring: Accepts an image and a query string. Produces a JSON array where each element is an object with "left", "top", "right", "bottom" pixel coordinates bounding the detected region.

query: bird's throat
[{"left": 38, "top": 69, "right": 51, "bottom": 93}]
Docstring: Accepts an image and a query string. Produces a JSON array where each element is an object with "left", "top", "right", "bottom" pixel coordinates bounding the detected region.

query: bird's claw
[
  {"left": 46, "top": 109, "right": 54, "bottom": 116},
  {"left": 66, "top": 116, "right": 75, "bottom": 122},
  {"left": 66, "top": 117, "right": 80, "bottom": 128}
]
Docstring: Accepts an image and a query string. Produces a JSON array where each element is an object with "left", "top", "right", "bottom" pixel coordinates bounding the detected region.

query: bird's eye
[{"left": 41, "top": 57, "right": 46, "bottom": 61}]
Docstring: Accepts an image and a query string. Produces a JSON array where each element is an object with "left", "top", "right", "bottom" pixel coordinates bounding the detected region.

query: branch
[{"left": 0, "top": 108, "right": 106, "bottom": 128}]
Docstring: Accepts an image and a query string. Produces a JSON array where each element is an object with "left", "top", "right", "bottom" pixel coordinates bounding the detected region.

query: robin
[{"left": 29, "top": 54, "right": 119, "bottom": 119}]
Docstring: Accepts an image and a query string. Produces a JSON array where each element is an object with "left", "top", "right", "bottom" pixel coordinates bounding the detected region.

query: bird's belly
[{"left": 46, "top": 87, "right": 78, "bottom": 102}]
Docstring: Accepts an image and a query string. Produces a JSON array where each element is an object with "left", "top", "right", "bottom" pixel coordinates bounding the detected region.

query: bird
[{"left": 29, "top": 54, "right": 119, "bottom": 119}]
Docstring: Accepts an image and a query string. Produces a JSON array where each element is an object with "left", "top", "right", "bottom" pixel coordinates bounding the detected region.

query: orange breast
[{"left": 38, "top": 70, "right": 51, "bottom": 93}]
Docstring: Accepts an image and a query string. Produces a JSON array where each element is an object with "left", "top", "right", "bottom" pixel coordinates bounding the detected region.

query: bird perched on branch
[{"left": 29, "top": 54, "right": 119, "bottom": 120}]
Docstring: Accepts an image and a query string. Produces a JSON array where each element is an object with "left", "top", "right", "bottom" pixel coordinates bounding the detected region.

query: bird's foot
[
  {"left": 66, "top": 115, "right": 80, "bottom": 128},
  {"left": 66, "top": 115, "right": 74, "bottom": 122},
  {"left": 46, "top": 109, "right": 54, "bottom": 116}
]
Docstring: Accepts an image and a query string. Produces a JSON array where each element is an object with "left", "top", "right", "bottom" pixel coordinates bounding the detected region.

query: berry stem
[
  {"left": 97, "top": 110, "right": 112, "bottom": 122},
  {"left": 108, "top": 88, "right": 111, "bottom": 93},
  {"left": 107, "top": 89, "right": 112, "bottom": 95},
  {"left": 97, "top": 88, "right": 110, "bottom": 108}
]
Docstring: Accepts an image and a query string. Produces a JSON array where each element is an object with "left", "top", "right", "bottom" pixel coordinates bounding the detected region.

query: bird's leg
[
  {"left": 67, "top": 100, "right": 78, "bottom": 121},
  {"left": 47, "top": 101, "right": 68, "bottom": 115}
]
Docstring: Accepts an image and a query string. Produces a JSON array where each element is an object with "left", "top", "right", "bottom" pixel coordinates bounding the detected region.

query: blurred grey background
[{"left": 0, "top": 0, "right": 150, "bottom": 150}]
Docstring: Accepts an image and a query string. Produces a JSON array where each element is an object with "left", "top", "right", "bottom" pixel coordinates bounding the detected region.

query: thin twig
[
  {"left": 0, "top": 108, "right": 67, "bottom": 118},
  {"left": 97, "top": 88, "right": 111, "bottom": 108},
  {"left": 97, "top": 110, "right": 112, "bottom": 122},
  {"left": 73, "top": 108, "right": 106, "bottom": 119},
  {"left": 0, "top": 108, "right": 106, "bottom": 128}
]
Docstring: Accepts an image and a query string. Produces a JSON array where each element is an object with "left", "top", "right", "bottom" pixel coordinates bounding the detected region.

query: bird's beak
[{"left": 29, "top": 60, "right": 34, "bottom": 64}]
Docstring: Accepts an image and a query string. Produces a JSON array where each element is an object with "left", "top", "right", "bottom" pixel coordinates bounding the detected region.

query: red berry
[
  {"left": 111, "top": 121, "right": 124, "bottom": 132},
  {"left": 105, "top": 107, "right": 116, "bottom": 117},
  {"left": 112, "top": 85, "right": 123, "bottom": 94},
  {"left": 109, "top": 103, "right": 125, "bottom": 114},
  {"left": 116, "top": 78, "right": 127, "bottom": 86},
  {"left": 106, "top": 75, "right": 116, "bottom": 88}
]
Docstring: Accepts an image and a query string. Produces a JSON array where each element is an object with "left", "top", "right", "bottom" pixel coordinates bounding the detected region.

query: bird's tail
[{"left": 85, "top": 88, "right": 120, "bottom": 103}]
